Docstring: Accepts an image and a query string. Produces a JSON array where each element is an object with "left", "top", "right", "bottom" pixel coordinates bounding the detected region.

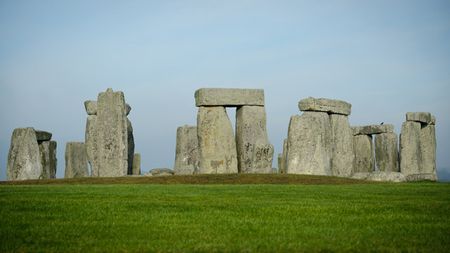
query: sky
[{"left": 1, "top": 0, "right": 449, "bottom": 181}]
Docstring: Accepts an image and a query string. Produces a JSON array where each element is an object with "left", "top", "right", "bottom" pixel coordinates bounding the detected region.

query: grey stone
[
  {"left": 405, "top": 173, "right": 437, "bottom": 182},
  {"left": 353, "top": 134, "right": 374, "bottom": 173},
  {"left": 375, "top": 133, "right": 399, "bottom": 172},
  {"left": 277, "top": 154, "right": 283, "bottom": 174},
  {"left": 351, "top": 172, "right": 370, "bottom": 180},
  {"left": 352, "top": 124, "right": 394, "bottom": 136},
  {"left": 236, "top": 106, "right": 274, "bottom": 173},
  {"left": 298, "top": 97, "right": 351, "bottom": 116},
  {"left": 195, "top": 88, "right": 264, "bottom": 107},
  {"left": 280, "top": 139, "right": 288, "bottom": 174},
  {"left": 132, "top": 153, "right": 141, "bottom": 175},
  {"left": 64, "top": 142, "right": 88, "bottom": 178},
  {"left": 84, "top": 100, "right": 97, "bottom": 115},
  {"left": 286, "top": 112, "right": 332, "bottom": 175},
  {"left": 406, "top": 112, "right": 432, "bottom": 124},
  {"left": 330, "top": 114, "right": 354, "bottom": 177},
  {"left": 35, "top": 130, "right": 52, "bottom": 142},
  {"left": 420, "top": 123, "right": 436, "bottom": 175},
  {"left": 85, "top": 115, "right": 97, "bottom": 176},
  {"left": 150, "top": 168, "right": 174, "bottom": 176},
  {"left": 174, "top": 125, "right": 199, "bottom": 175},
  {"left": 39, "top": 141, "right": 57, "bottom": 179},
  {"left": 126, "top": 103, "right": 131, "bottom": 116},
  {"left": 127, "top": 118, "right": 135, "bottom": 175},
  {"left": 400, "top": 121, "right": 421, "bottom": 176},
  {"left": 7, "top": 128, "right": 42, "bottom": 180},
  {"left": 197, "top": 106, "right": 238, "bottom": 174},
  {"left": 367, "top": 172, "right": 406, "bottom": 182}
]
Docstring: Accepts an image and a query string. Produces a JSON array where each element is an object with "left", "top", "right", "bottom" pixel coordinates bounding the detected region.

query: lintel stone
[
  {"left": 406, "top": 112, "right": 432, "bottom": 124},
  {"left": 195, "top": 88, "right": 264, "bottom": 107},
  {"left": 298, "top": 97, "right": 351, "bottom": 115},
  {"left": 35, "top": 130, "right": 52, "bottom": 142},
  {"left": 352, "top": 124, "right": 394, "bottom": 136}
]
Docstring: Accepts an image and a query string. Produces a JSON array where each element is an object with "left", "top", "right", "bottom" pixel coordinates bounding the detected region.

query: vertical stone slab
[
  {"left": 85, "top": 115, "right": 97, "bottom": 176},
  {"left": 235, "top": 106, "right": 274, "bottom": 173},
  {"left": 286, "top": 112, "right": 332, "bottom": 175},
  {"left": 7, "top": 128, "right": 42, "bottom": 180},
  {"left": 375, "top": 133, "right": 399, "bottom": 172},
  {"left": 174, "top": 125, "right": 199, "bottom": 175},
  {"left": 132, "top": 153, "right": 141, "bottom": 175},
  {"left": 330, "top": 114, "right": 354, "bottom": 177},
  {"left": 65, "top": 142, "right": 88, "bottom": 178},
  {"left": 197, "top": 106, "right": 238, "bottom": 174},
  {"left": 96, "top": 88, "right": 128, "bottom": 177},
  {"left": 127, "top": 118, "right": 135, "bottom": 175},
  {"left": 280, "top": 139, "right": 288, "bottom": 174},
  {"left": 400, "top": 121, "right": 421, "bottom": 176},
  {"left": 39, "top": 141, "right": 57, "bottom": 179},
  {"left": 353, "top": 135, "right": 374, "bottom": 173},
  {"left": 420, "top": 123, "right": 436, "bottom": 175}
]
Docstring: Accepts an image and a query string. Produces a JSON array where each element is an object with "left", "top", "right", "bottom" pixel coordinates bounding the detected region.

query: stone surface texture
[
  {"left": 352, "top": 124, "right": 394, "bottom": 135},
  {"left": 406, "top": 112, "right": 432, "bottom": 124},
  {"left": 353, "top": 134, "right": 374, "bottom": 173},
  {"left": 195, "top": 88, "right": 264, "bottom": 107},
  {"left": 64, "top": 142, "right": 88, "bottom": 178},
  {"left": 132, "top": 153, "right": 141, "bottom": 175},
  {"left": 127, "top": 118, "right": 135, "bottom": 175},
  {"left": 375, "top": 132, "right": 399, "bottom": 172},
  {"left": 84, "top": 100, "right": 97, "bottom": 115},
  {"left": 330, "top": 114, "right": 354, "bottom": 177},
  {"left": 39, "top": 141, "right": 57, "bottom": 179},
  {"left": 7, "top": 128, "right": 42, "bottom": 180},
  {"left": 400, "top": 121, "right": 422, "bottom": 176},
  {"left": 150, "top": 168, "right": 174, "bottom": 176},
  {"left": 351, "top": 172, "right": 406, "bottom": 182},
  {"left": 85, "top": 115, "right": 97, "bottom": 176},
  {"left": 174, "top": 125, "right": 199, "bottom": 175},
  {"left": 298, "top": 97, "right": 351, "bottom": 115}
]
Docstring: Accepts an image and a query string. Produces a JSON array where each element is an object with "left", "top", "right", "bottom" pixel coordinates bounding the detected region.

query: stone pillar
[
  {"left": 7, "top": 128, "right": 42, "bottom": 180},
  {"left": 127, "top": 118, "right": 135, "bottom": 175},
  {"left": 330, "top": 114, "right": 354, "bottom": 177},
  {"left": 39, "top": 141, "right": 57, "bottom": 179},
  {"left": 353, "top": 135, "right": 374, "bottom": 173},
  {"left": 174, "top": 125, "right": 199, "bottom": 175},
  {"left": 85, "top": 115, "right": 97, "bottom": 176},
  {"left": 197, "top": 106, "right": 238, "bottom": 174},
  {"left": 65, "top": 142, "right": 88, "bottom": 178},
  {"left": 375, "top": 133, "right": 399, "bottom": 172},
  {"left": 132, "top": 153, "right": 141, "bottom": 175},
  {"left": 279, "top": 139, "right": 288, "bottom": 174},
  {"left": 236, "top": 106, "right": 274, "bottom": 173}
]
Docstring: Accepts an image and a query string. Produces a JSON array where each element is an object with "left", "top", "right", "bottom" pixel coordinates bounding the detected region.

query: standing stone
[
  {"left": 330, "top": 114, "right": 354, "bottom": 177},
  {"left": 127, "top": 118, "right": 135, "bottom": 175},
  {"left": 236, "top": 106, "right": 274, "bottom": 173},
  {"left": 197, "top": 106, "right": 238, "bottom": 174},
  {"left": 353, "top": 135, "right": 374, "bottom": 173},
  {"left": 277, "top": 154, "right": 283, "bottom": 174},
  {"left": 132, "top": 153, "right": 141, "bottom": 175},
  {"left": 375, "top": 133, "right": 399, "bottom": 172},
  {"left": 85, "top": 115, "right": 97, "bottom": 176},
  {"left": 400, "top": 121, "right": 421, "bottom": 176},
  {"left": 7, "top": 128, "right": 42, "bottom": 180},
  {"left": 96, "top": 88, "right": 128, "bottom": 177},
  {"left": 279, "top": 139, "right": 288, "bottom": 174},
  {"left": 65, "top": 142, "right": 88, "bottom": 178},
  {"left": 174, "top": 125, "right": 199, "bottom": 175},
  {"left": 420, "top": 123, "right": 436, "bottom": 176},
  {"left": 39, "top": 141, "right": 57, "bottom": 179},
  {"left": 286, "top": 112, "right": 332, "bottom": 175}
]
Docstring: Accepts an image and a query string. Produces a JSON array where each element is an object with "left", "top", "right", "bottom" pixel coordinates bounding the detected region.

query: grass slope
[{"left": 0, "top": 175, "right": 449, "bottom": 252}]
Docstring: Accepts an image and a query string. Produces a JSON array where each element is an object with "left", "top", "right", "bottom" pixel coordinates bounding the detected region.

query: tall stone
[
  {"left": 132, "top": 153, "right": 141, "bottom": 175},
  {"left": 197, "top": 106, "right": 238, "bottom": 174},
  {"left": 420, "top": 123, "right": 436, "bottom": 175},
  {"left": 353, "top": 135, "right": 374, "bottom": 173},
  {"left": 65, "top": 142, "right": 88, "bottom": 178},
  {"left": 39, "top": 141, "right": 57, "bottom": 179},
  {"left": 375, "top": 133, "right": 399, "bottom": 172},
  {"left": 400, "top": 121, "right": 421, "bottom": 176},
  {"left": 85, "top": 115, "right": 97, "bottom": 176},
  {"left": 127, "top": 118, "right": 135, "bottom": 175},
  {"left": 280, "top": 139, "right": 288, "bottom": 174},
  {"left": 174, "top": 125, "right": 199, "bottom": 175},
  {"left": 330, "top": 114, "right": 354, "bottom": 177},
  {"left": 236, "top": 106, "right": 274, "bottom": 173},
  {"left": 286, "top": 112, "right": 332, "bottom": 175},
  {"left": 7, "top": 128, "right": 42, "bottom": 180}
]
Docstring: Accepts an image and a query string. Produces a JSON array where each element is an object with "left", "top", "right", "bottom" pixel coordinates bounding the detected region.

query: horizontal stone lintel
[
  {"left": 195, "top": 88, "right": 265, "bottom": 107},
  {"left": 298, "top": 97, "right": 351, "bottom": 115},
  {"left": 352, "top": 124, "right": 394, "bottom": 136}
]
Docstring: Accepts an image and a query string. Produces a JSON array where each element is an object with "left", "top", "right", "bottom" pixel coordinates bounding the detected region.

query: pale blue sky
[{"left": 1, "top": 0, "right": 449, "bottom": 180}]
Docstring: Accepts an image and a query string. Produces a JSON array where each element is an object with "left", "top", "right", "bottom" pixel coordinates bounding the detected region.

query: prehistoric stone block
[
  {"left": 150, "top": 168, "right": 174, "bottom": 176},
  {"left": 420, "top": 123, "right": 436, "bottom": 175},
  {"left": 236, "top": 106, "right": 274, "bottom": 173},
  {"left": 85, "top": 115, "right": 97, "bottom": 176},
  {"left": 35, "top": 130, "right": 52, "bottom": 142},
  {"left": 280, "top": 139, "right": 288, "bottom": 174},
  {"left": 195, "top": 88, "right": 264, "bottom": 107},
  {"left": 330, "top": 114, "right": 354, "bottom": 177},
  {"left": 298, "top": 97, "right": 351, "bottom": 115},
  {"left": 400, "top": 121, "right": 421, "bottom": 176},
  {"left": 127, "top": 118, "right": 135, "bottom": 175},
  {"left": 375, "top": 132, "right": 399, "bottom": 172},
  {"left": 353, "top": 134, "right": 374, "bottom": 173},
  {"left": 286, "top": 112, "right": 332, "bottom": 175},
  {"left": 132, "top": 153, "right": 141, "bottom": 175},
  {"left": 84, "top": 100, "right": 97, "bottom": 115},
  {"left": 352, "top": 172, "right": 406, "bottom": 182},
  {"left": 197, "top": 106, "right": 238, "bottom": 174},
  {"left": 7, "top": 128, "right": 42, "bottom": 180},
  {"left": 352, "top": 124, "right": 394, "bottom": 135},
  {"left": 39, "top": 141, "right": 57, "bottom": 179},
  {"left": 174, "top": 125, "right": 199, "bottom": 175},
  {"left": 406, "top": 112, "right": 432, "bottom": 124},
  {"left": 64, "top": 142, "right": 88, "bottom": 178}
]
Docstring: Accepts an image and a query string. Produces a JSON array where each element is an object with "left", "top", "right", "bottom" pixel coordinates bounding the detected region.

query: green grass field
[{"left": 1, "top": 175, "right": 449, "bottom": 252}]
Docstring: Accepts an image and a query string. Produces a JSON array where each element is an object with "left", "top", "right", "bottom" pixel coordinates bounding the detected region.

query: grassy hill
[{"left": 1, "top": 174, "right": 449, "bottom": 252}]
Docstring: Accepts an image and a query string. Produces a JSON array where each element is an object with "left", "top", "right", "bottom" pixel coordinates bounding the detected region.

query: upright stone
[
  {"left": 298, "top": 97, "right": 351, "bottom": 115},
  {"left": 236, "top": 106, "right": 274, "bottom": 173},
  {"left": 375, "top": 133, "right": 399, "bottom": 172},
  {"left": 174, "top": 125, "right": 199, "bottom": 175},
  {"left": 132, "top": 153, "right": 141, "bottom": 175},
  {"left": 330, "top": 114, "right": 354, "bottom": 177},
  {"left": 39, "top": 141, "right": 57, "bottom": 179},
  {"left": 195, "top": 88, "right": 264, "bottom": 107},
  {"left": 286, "top": 112, "right": 332, "bottom": 175},
  {"left": 65, "top": 142, "right": 88, "bottom": 178},
  {"left": 127, "top": 118, "right": 135, "bottom": 175},
  {"left": 7, "top": 128, "right": 42, "bottom": 180},
  {"left": 400, "top": 121, "right": 421, "bottom": 176},
  {"left": 85, "top": 115, "right": 97, "bottom": 176},
  {"left": 353, "top": 135, "right": 374, "bottom": 173},
  {"left": 197, "top": 106, "right": 238, "bottom": 174},
  {"left": 96, "top": 88, "right": 128, "bottom": 177},
  {"left": 280, "top": 139, "right": 288, "bottom": 174},
  {"left": 420, "top": 123, "right": 436, "bottom": 176}
]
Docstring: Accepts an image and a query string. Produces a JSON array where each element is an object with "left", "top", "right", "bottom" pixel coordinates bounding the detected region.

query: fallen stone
[
  {"left": 132, "top": 153, "right": 141, "bottom": 175},
  {"left": 150, "top": 168, "right": 174, "bottom": 176},
  {"left": 35, "top": 130, "right": 52, "bottom": 142},
  {"left": 298, "top": 97, "right": 351, "bottom": 116},
  {"left": 197, "top": 106, "right": 238, "bottom": 174},
  {"left": 174, "top": 125, "right": 199, "bottom": 175},
  {"left": 353, "top": 134, "right": 374, "bottom": 173},
  {"left": 352, "top": 124, "right": 394, "bottom": 135},
  {"left": 195, "top": 88, "right": 264, "bottom": 107},
  {"left": 351, "top": 172, "right": 370, "bottom": 180},
  {"left": 330, "top": 114, "right": 354, "bottom": 177},
  {"left": 84, "top": 100, "right": 97, "bottom": 115},
  {"left": 64, "top": 142, "right": 88, "bottom": 178},
  {"left": 7, "top": 128, "right": 42, "bottom": 180},
  {"left": 286, "top": 112, "right": 332, "bottom": 175},
  {"left": 400, "top": 121, "right": 421, "bottom": 176},
  {"left": 127, "top": 118, "right": 135, "bottom": 175},
  {"left": 367, "top": 172, "right": 406, "bottom": 182},
  {"left": 85, "top": 115, "right": 97, "bottom": 176},
  {"left": 236, "top": 106, "right": 274, "bottom": 173},
  {"left": 405, "top": 173, "right": 437, "bottom": 182},
  {"left": 375, "top": 132, "right": 399, "bottom": 172},
  {"left": 39, "top": 141, "right": 57, "bottom": 179},
  {"left": 406, "top": 112, "right": 432, "bottom": 124}
]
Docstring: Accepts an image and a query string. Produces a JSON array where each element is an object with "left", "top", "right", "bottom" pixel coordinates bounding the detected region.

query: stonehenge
[
  {"left": 174, "top": 125, "right": 199, "bottom": 175},
  {"left": 132, "top": 153, "right": 141, "bottom": 175},
  {"left": 65, "top": 142, "right": 88, "bottom": 178}
]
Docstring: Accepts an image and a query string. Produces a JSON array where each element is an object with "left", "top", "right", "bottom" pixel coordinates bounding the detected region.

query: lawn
[{"left": 0, "top": 175, "right": 449, "bottom": 252}]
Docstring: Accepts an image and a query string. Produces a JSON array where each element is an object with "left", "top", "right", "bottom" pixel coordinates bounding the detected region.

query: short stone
[
  {"left": 174, "top": 125, "right": 199, "bottom": 175},
  {"left": 405, "top": 173, "right": 437, "bottom": 182},
  {"left": 150, "top": 168, "right": 174, "bottom": 176},
  {"left": 7, "top": 128, "right": 42, "bottom": 180},
  {"left": 366, "top": 172, "right": 406, "bottom": 182},
  {"left": 84, "top": 100, "right": 97, "bottom": 115},
  {"left": 132, "top": 153, "right": 141, "bottom": 175},
  {"left": 406, "top": 112, "right": 432, "bottom": 124},
  {"left": 298, "top": 97, "right": 351, "bottom": 115},
  {"left": 64, "top": 142, "right": 88, "bottom": 178},
  {"left": 352, "top": 124, "right": 394, "bottom": 135},
  {"left": 353, "top": 134, "right": 374, "bottom": 173},
  {"left": 35, "top": 130, "right": 52, "bottom": 142},
  {"left": 195, "top": 88, "right": 264, "bottom": 107}
]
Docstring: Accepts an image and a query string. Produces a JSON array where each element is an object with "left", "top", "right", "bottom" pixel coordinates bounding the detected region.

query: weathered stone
[
  {"left": 351, "top": 172, "right": 370, "bottom": 180},
  {"left": 150, "top": 168, "right": 174, "bottom": 176},
  {"left": 195, "top": 88, "right": 264, "bottom": 107},
  {"left": 39, "top": 141, "right": 57, "bottom": 179},
  {"left": 197, "top": 106, "right": 238, "bottom": 174},
  {"left": 126, "top": 103, "right": 132, "bottom": 116},
  {"left": 277, "top": 154, "right": 283, "bottom": 174},
  {"left": 64, "top": 142, "right": 88, "bottom": 178},
  {"left": 236, "top": 106, "right": 274, "bottom": 173},
  {"left": 330, "top": 114, "right": 354, "bottom": 177},
  {"left": 280, "top": 139, "right": 288, "bottom": 174},
  {"left": 298, "top": 97, "right": 351, "bottom": 115},
  {"left": 84, "top": 100, "right": 97, "bottom": 115},
  {"left": 352, "top": 124, "right": 394, "bottom": 136},
  {"left": 406, "top": 112, "right": 432, "bottom": 124},
  {"left": 95, "top": 88, "right": 128, "bottom": 177},
  {"left": 420, "top": 123, "right": 436, "bottom": 175},
  {"left": 286, "top": 112, "right": 332, "bottom": 175},
  {"left": 405, "top": 173, "right": 437, "bottom": 182},
  {"left": 35, "top": 130, "right": 52, "bottom": 142},
  {"left": 375, "top": 132, "right": 399, "bottom": 172},
  {"left": 353, "top": 135, "right": 374, "bottom": 173},
  {"left": 127, "top": 118, "right": 135, "bottom": 175},
  {"left": 7, "top": 128, "right": 42, "bottom": 180},
  {"left": 400, "top": 121, "right": 421, "bottom": 176},
  {"left": 85, "top": 115, "right": 97, "bottom": 176},
  {"left": 132, "top": 153, "right": 141, "bottom": 175},
  {"left": 367, "top": 172, "right": 406, "bottom": 182},
  {"left": 174, "top": 125, "right": 199, "bottom": 175}
]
